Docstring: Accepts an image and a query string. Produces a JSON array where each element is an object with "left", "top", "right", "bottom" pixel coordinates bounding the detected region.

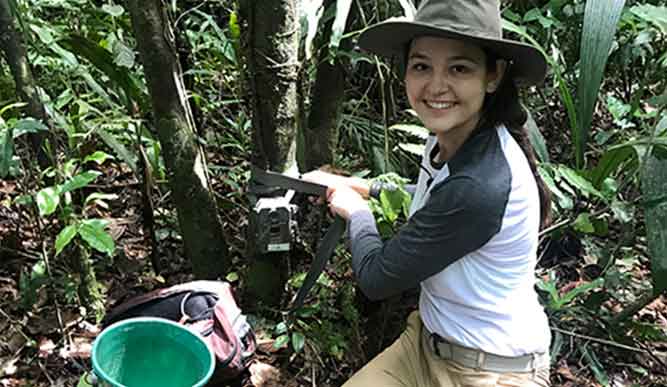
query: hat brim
[{"left": 358, "top": 20, "right": 547, "bottom": 86}]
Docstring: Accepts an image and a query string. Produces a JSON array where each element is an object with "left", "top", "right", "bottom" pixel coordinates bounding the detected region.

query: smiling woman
[
  {"left": 405, "top": 37, "right": 507, "bottom": 161},
  {"left": 302, "top": 0, "right": 552, "bottom": 386}
]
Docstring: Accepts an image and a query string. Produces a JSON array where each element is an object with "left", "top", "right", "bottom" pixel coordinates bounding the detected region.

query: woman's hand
[
  {"left": 326, "top": 185, "right": 369, "bottom": 219},
  {"left": 301, "top": 170, "right": 370, "bottom": 198},
  {"left": 301, "top": 170, "right": 370, "bottom": 219}
]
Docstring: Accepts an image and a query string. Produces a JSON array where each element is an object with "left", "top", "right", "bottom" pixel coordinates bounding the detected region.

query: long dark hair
[{"left": 480, "top": 52, "right": 551, "bottom": 229}]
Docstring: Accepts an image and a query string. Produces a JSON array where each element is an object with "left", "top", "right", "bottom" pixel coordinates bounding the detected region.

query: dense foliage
[{"left": 1, "top": 0, "right": 666, "bottom": 386}]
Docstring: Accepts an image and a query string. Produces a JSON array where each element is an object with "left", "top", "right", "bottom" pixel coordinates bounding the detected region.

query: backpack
[{"left": 102, "top": 281, "right": 256, "bottom": 383}]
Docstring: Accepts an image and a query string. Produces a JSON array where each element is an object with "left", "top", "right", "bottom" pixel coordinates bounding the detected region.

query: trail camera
[{"left": 247, "top": 193, "right": 298, "bottom": 255}]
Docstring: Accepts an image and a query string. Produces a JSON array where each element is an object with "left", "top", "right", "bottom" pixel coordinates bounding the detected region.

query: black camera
[{"left": 247, "top": 191, "right": 298, "bottom": 255}]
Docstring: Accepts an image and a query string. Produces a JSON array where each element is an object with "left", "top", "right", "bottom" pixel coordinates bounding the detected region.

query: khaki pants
[{"left": 343, "top": 312, "right": 550, "bottom": 387}]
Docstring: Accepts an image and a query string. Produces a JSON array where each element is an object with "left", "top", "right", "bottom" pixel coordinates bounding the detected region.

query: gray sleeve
[{"left": 347, "top": 176, "right": 506, "bottom": 300}]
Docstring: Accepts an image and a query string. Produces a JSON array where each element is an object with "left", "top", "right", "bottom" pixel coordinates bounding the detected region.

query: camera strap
[{"left": 250, "top": 166, "right": 347, "bottom": 311}]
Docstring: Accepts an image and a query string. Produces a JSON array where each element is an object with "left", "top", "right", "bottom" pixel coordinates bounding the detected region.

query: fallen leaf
[
  {"left": 0, "top": 357, "right": 19, "bottom": 377},
  {"left": 249, "top": 361, "right": 281, "bottom": 387},
  {"left": 59, "top": 337, "right": 92, "bottom": 359},
  {"left": 38, "top": 337, "right": 56, "bottom": 358}
]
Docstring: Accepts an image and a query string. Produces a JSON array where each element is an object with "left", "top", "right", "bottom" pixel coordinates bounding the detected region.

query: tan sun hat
[{"left": 358, "top": 0, "right": 547, "bottom": 85}]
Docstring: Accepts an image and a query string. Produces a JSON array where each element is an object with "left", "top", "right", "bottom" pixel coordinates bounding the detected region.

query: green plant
[
  {"left": 0, "top": 102, "right": 49, "bottom": 178},
  {"left": 537, "top": 273, "right": 604, "bottom": 312},
  {"left": 17, "top": 151, "right": 117, "bottom": 319},
  {"left": 367, "top": 172, "right": 412, "bottom": 237}
]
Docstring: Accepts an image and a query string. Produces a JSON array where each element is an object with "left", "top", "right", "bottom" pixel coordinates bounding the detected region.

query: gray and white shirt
[{"left": 348, "top": 125, "right": 550, "bottom": 357}]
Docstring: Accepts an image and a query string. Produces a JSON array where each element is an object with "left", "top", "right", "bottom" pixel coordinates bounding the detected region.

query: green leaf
[
  {"left": 523, "top": 8, "right": 542, "bottom": 22},
  {"left": 19, "top": 258, "right": 48, "bottom": 308},
  {"left": 397, "top": 0, "right": 416, "bottom": 18},
  {"left": 502, "top": 19, "right": 578, "bottom": 166},
  {"left": 36, "top": 187, "right": 60, "bottom": 216},
  {"left": 329, "top": 0, "right": 353, "bottom": 52},
  {"left": 225, "top": 272, "right": 239, "bottom": 282},
  {"left": 229, "top": 11, "right": 240, "bottom": 41},
  {"left": 60, "top": 171, "right": 102, "bottom": 194},
  {"left": 581, "top": 345, "right": 610, "bottom": 386},
  {"left": 273, "top": 334, "right": 290, "bottom": 349},
  {"left": 84, "top": 192, "right": 118, "bottom": 208},
  {"left": 13, "top": 194, "right": 33, "bottom": 206},
  {"left": 558, "top": 166, "right": 605, "bottom": 200},
  {"left": 113, "top": 40, "right": 135, "bottom": 68},
  {"left": 0, "top": 126, "right": 14, "bottom": 178},
  {"left": 102, "top": 4, "right": 124, "bottom": 17},
  {"left": 29, "top": 24, "right": 55, "bottom": 44},
  {"left": 590, "top": 146, "right": 635, "bottom": 188},
  {"left": 55, "top": 225, "right": 78, "bottom": 256},
  {"left": 60, "top": 35, "right": 145, "bottom": 108},
  {"left": 397, "top": 143, "right": 424, "bottom": 156},
  {"left": 12, "top": 118, "right": 48, "bottom": 137},
  {"left": 557, "top": 278, "right": 604, "bottom": 309},
  {"left": 0, "top": 102, "right": 27, "bottom": 118},
  {"left": 291, "top": 332, "right": 305, "bottom": 353},
  {"left": 83, "top": 151, "right": 114, "bottom": 165},
  {"left": 630, "top": 4, "right": 667, "bottom": 34},
  {"left": 525, "top": 108, "right": 549, "bottom": 163},
  {"left": 576, "top": 0, "right": 625, "bottom": 168},
  {"left": 94, "top": 126, "right": 138, "bottom": 174},
  {"left": 301, "top": 0, "right": 324, "bottom": 60},
  {"left": 573, "top": 213, "right": 595, "bottom": 234},
  {"left": 390, "top": 124, "right": 430, "bottom": 140},
  {"left": 78, "top": 219, "right": 115, "bottom": 256},
  {"left": 274, "top": 322, "right": 288, "bottom": 335},
  {"left": 77, "top": 373, "right": 94, "bottom": 387},
  {"left": 542, "top": 170, "right": 573, "bottom": 210},
  {"left": 640, "top": 156, "right": 667, "bottom": 293},
  {"left": 611, "top": 199, "right": 633, "bottom": 224}
]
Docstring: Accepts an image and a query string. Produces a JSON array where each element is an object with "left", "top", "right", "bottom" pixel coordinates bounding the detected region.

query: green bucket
[{"left": 91, "top": 317, "right": 215, "bottom": 387}]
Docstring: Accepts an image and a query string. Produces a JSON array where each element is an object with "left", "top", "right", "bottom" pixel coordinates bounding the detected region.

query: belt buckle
[
  {"left": 431, "top": 334, "right": 441, "bottom": 358},
  {"left": 474, "top": 351, "right": 486, "bottom": 372}
]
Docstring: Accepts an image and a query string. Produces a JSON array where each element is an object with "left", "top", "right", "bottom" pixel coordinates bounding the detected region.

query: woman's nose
[{"left": 428, "top": 68, "right": 450, "bottom": 94}]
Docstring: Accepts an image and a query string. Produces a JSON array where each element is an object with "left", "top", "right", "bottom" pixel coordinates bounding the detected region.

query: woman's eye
[
  {"left": 411, "top": 63, "right": 428, "bottom": 71},
  {"left": 451, "top": 65, "right": 469, "bottom": 74}
]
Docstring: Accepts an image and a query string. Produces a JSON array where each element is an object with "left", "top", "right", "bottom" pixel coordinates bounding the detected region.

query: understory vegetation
[{"left": 0, "top": 0, "right": 666, "bottom": 386}]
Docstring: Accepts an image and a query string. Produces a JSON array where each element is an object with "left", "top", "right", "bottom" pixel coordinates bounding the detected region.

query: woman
[{"left": 305, "top": 0, "right": 551, "bottom": 386}]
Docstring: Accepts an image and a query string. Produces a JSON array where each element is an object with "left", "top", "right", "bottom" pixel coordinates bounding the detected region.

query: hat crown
[{"left": 415, "top": 0, "right": 502, "bottom": 40}]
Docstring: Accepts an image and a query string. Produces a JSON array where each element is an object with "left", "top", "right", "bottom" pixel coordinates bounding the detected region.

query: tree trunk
[
  {"left": 241, "top": 0, "right": 300, "bottom": 306},
  {"left": 303, "top": 0, "right": 351, "bottom": 170},
  {"left": 244, "top": 0, "right": 299, "bottom": 171},
  {"left": 0, "top": 0, "right": 51, "bottom": 168},
  {"left": 126, "top": 0, "right": 229, "bottom": 279}
]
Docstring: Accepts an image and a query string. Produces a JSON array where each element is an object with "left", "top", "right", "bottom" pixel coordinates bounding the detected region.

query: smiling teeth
[{"left": 427, "top": 102, "right": 453, "bottom": 109}]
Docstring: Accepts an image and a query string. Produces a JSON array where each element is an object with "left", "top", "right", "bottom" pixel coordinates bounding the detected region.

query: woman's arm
[{"left": 348, "top": 176, "right": 506, "bottom": 300}]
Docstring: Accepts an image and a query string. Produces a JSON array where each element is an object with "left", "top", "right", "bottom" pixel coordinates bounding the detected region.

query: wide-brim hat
[{"left": 358, "top": 0, "right": 547, "bottom": 86}]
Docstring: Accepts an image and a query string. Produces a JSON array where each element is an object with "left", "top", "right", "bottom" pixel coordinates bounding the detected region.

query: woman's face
[{"left": 405, "top": 37, "right": 503, "bottom": 137}]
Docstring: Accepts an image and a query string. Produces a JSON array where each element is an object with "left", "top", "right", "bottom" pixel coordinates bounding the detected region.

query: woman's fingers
[{"left": 326, "top": 186, "right": 369, "bottom": 219}]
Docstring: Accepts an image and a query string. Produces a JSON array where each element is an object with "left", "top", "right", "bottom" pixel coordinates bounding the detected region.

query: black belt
[{"left": 250, "top": 166, "right": 346, "bottom": 310}]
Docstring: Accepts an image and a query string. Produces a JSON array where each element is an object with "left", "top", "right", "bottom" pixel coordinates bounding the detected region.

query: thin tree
[
  {"left": 241, "top": 0, "right": 300, "bottom": 305},
  {"left": 303, "top": 0, "right": 354, "bottom": 170},
  {"left": 0, "top": 0, "right": 51, "bottom": 168},
  {"left": 126, "top": 0, "right": 230, "bottom": 278}
]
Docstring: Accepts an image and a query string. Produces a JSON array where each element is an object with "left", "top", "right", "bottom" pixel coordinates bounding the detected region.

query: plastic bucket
[{"left": 91, "top": 317, "right": 215, "bottom": 387}]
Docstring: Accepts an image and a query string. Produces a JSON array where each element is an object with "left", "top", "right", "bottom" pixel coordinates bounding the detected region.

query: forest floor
[{"left": 1, "top": 149, "right": 667, "bottom": 387}]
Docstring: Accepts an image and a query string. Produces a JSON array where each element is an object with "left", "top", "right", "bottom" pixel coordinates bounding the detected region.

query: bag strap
[
  {"left": 250, "top": 166, "right": 347, "bottom": 310},
  {"left": 104, "top": 281, "right": 233, "bottom": 325}
]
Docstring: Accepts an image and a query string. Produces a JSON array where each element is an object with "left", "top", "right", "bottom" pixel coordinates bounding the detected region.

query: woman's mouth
[{"left": 425, "top": 101, "right": 455, "bottom": 110}]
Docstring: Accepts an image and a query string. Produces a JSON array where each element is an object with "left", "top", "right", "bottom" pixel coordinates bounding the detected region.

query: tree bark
[
  {"left": 241, "top": 0, "right": 300, "bottom": 306},
  {"left": 245, "top": 0, "right": 299, "bottom": 171},
  {"left": 126, "top": 0, "right": 229, "bottom": 279},
  {"left": 303, "top": 0, "right": 351, "bottom": 170},
  {"left": 0, "top": 0, "right": 51, "bottom": 168}
]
